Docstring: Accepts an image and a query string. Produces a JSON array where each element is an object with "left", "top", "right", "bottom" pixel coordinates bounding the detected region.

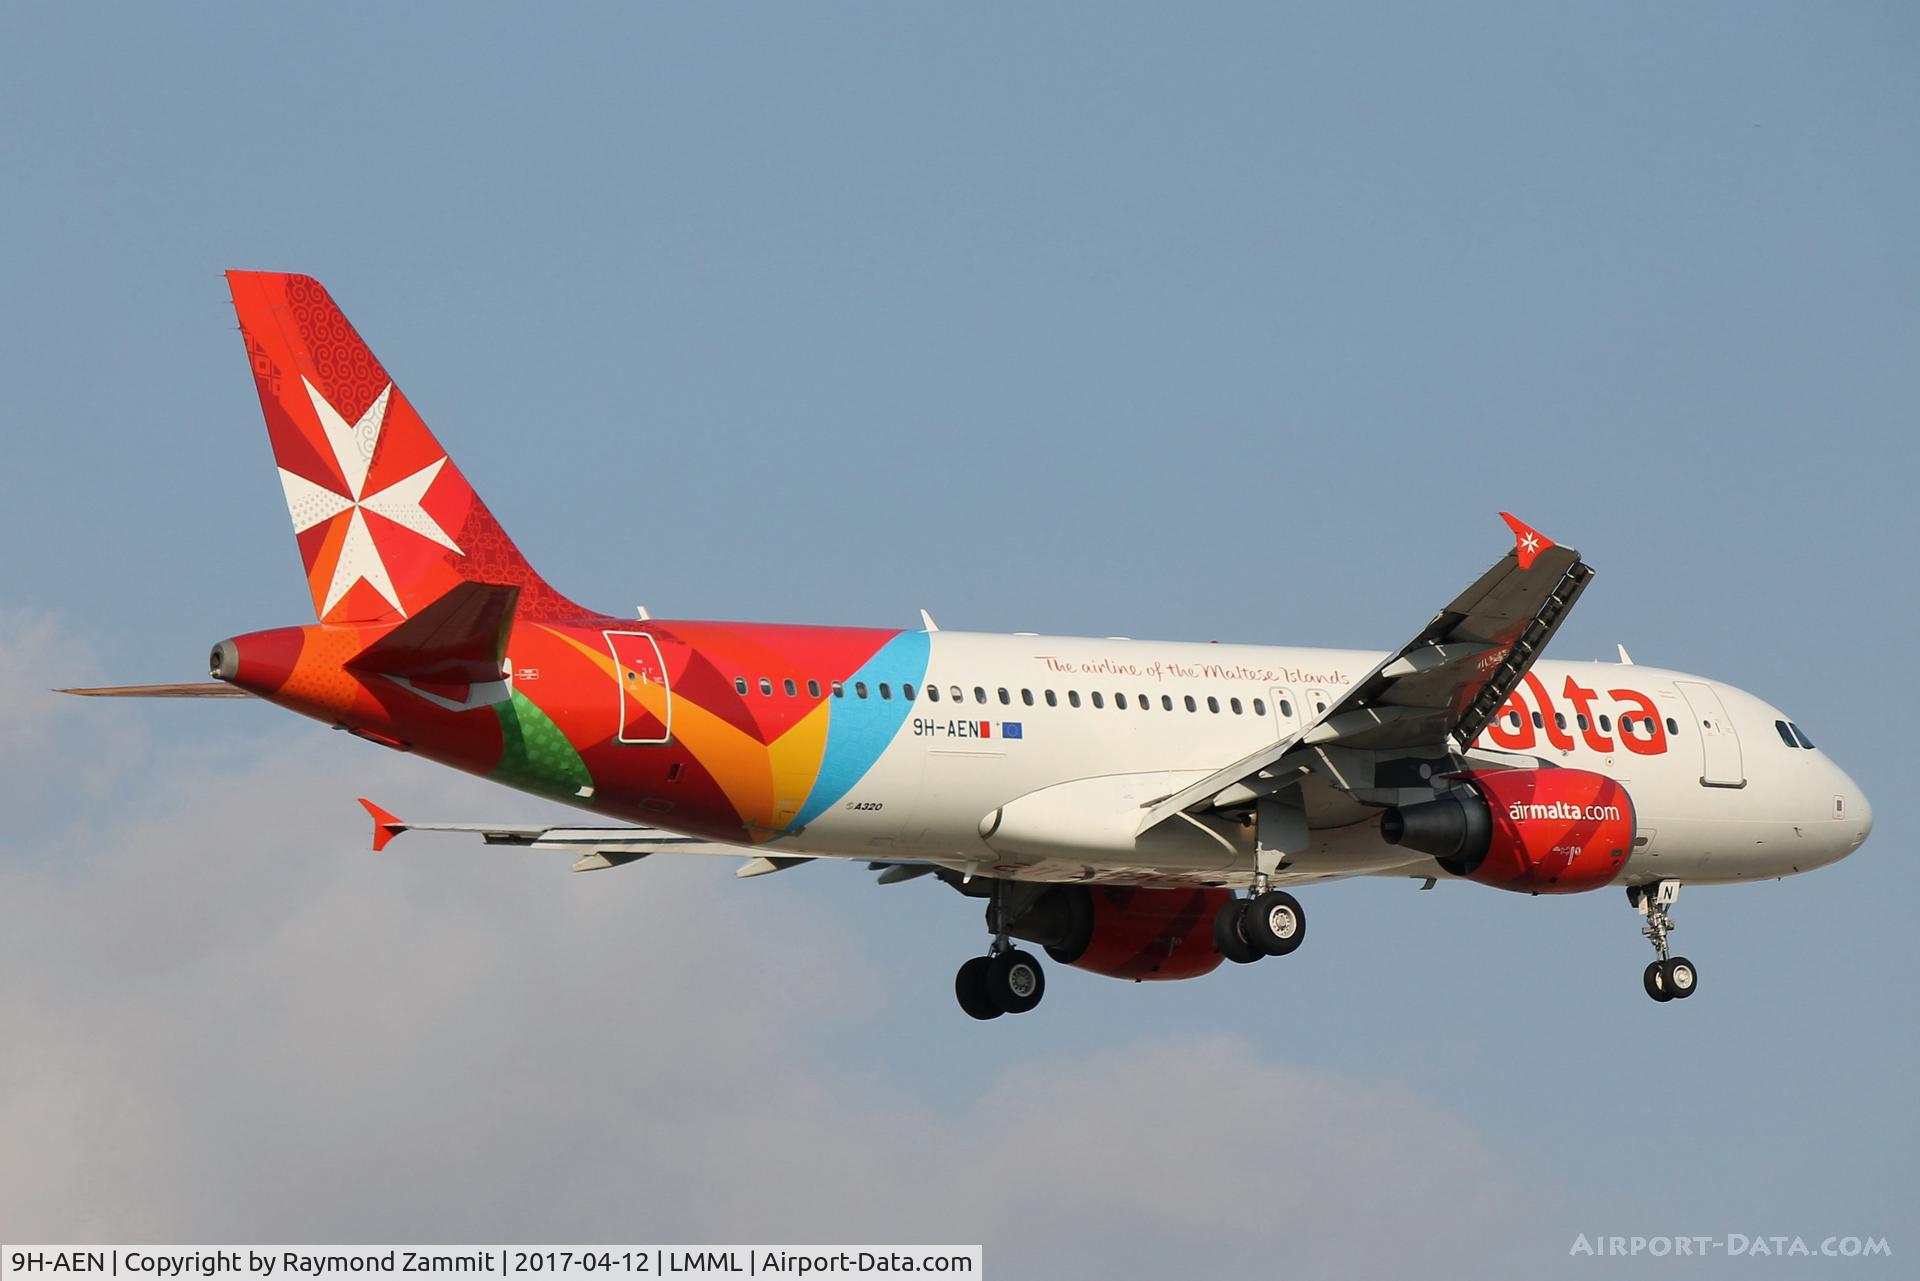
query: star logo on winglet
[{"left": 279, "top": 378, "right": 462, "bottom": 618}]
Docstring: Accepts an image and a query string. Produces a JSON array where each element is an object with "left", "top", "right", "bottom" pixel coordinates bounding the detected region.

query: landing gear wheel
[
  {"left": 1662, "top": 956, "right": 1698, "bottom": 999},
  {"left": 1243, "top": 890, "right": 1305, "bottom": 957},
  {"left": 1213, "top": 899, "right": 1260, "bottom": 964},
  {"left": 1643, "top": 960, "right": 1672, "bottom": 1002},
  {"left": 987, "top": 949, "right": 1046, "bottom": 1014},
  {"left": 955, "top": 956, "right": 1003, "bottom": 1021}
]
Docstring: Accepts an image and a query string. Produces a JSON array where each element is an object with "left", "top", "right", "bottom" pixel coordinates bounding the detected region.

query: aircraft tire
[
  {"left": 1213, "top": 899, "right": 1260, "bottom": 964},
  {"left": 956, "top": 956, "right": 1003, "bottom": 1020},
  {"left": 987, "top": 949, "right": 1046, "bottom": 1014},
  {"left": 1243, "top": 890, "right": 1306, "bottom": 957},
  {"left": 1662, "top": 957, "right": 1698, "bottom": 999},
  {"left": 1643, "top": 960, "right": 1672, "bottom": 1002}
]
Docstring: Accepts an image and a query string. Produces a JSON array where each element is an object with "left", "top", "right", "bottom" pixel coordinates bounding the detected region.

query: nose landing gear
[{"left": 1631, "top": 880, "right": 1698, "bottom": 1002}]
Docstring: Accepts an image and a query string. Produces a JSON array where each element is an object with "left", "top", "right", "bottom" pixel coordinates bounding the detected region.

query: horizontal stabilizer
[
  {"left": 57, "top": 683, "right": 253, "bottom": 698},
  {"left": 346, "top": 581, "right": 519, "bottom": 686},
  {"left": 356, "top": 797, "right": 745, "bottom": 868}
]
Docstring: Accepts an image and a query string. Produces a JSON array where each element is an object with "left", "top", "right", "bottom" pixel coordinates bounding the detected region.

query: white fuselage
[{"left": 786, "top": 633, "right": 1872, "bottom": 891}]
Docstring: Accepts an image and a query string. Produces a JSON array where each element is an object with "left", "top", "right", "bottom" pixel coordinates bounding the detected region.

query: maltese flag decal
[{"left": 1500, "top": 512, "right": 1556, "bottom": 571}]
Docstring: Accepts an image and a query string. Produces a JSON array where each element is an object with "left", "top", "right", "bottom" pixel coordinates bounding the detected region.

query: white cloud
[{"left": 0, "top": 619, "right": 1557, "bottom": 1277}]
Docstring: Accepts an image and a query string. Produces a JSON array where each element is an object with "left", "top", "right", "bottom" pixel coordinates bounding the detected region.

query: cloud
[{"left": 0, "top": 619, "right": 1555, "bottom": 1277}]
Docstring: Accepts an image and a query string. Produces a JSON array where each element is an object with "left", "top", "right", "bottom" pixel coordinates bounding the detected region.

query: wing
[{"left": 1136, "top": 513, "right": 1592, "bottom": 834}]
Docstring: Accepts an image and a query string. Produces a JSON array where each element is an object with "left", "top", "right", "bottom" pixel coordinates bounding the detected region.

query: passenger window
[
  {"left": 784, "top": 678, "right": 797, "bottom": 697},
  {"left": 1598, "top": 714, "right": 1611, "bottom": 733},
  {"left": 973, "top": 686, "right": 987, "bottom": 704},
  {"left": 1162, "top": 695, "right": 1174, "bottom": 711},
  {"left": 1791, "top": 723, "right": 1815, "bottom": 749},
  {"left": 878, "top": 683, "right": 892, "bottom": 700},
  {"left": 1045, "top": 690, "right": 1058, "bottom": 707},
  {"left": 832, "top": 681, "right": 845, "bottom": 698},
  {"left": 734, "top": 677, "right": 748, "bottom": 695},
  {"left": 1775, "top": 720, "right": 1797, "bottom": 748},
  {"left": 1138, "top": 693, "right": 1150, "bottom": 711},
  {"left": 1092, "top": 692, "right": 1105, "bottom": 709},
  {"left": 950, "top": 686, "right": 963, "bottom": 702},
  {"left": 1576, "top": 714, "right": 1589, "bottom": 731},
  {"left": 1207, "top": 696, "right": 1220, "bottom": 713},
  {"left": 1230, "top": 698, "right": 1243, "bottom": 715},
  {"left": 1531, "top": 712, "right": 1543, "bottom": 729},
  {"left": 808, "top": 679, "right": 821, "bottom": 698},
  {"left": 928, "top": 685, "right": 941, "bottom": 702},
  {"left": 998, "top": 688, "right": 1011, "bottom": 705},
  {"left": 855, "top": 681, "right": 869, "bottom": 699},
  {"left": 1184, "top": 695, "right": 1197, "bottom": 712},
  {"left": 1115, "top": 693, "right": 1128, "bottom": 710},
  {"left": 1068, "top": 691, "right": 1081, "bottom": 708},
  {"left": 1022, "top": 689, "right": 1034, "bottom": 706},
  {"left": 1253, "top": 698, "right": 1267, "bottom": 716},
  {"left": 1665, "top": 717, "right": 1678, "bottom": 735},
  {"left": 903, "top": 683, "right": 916, "bottom": 700},
  {"left": 759, "top": 678, "right": 773, "bottom": 696},
  {"left": 1554, "top": 712, "right": 1566, "bottom": 730},
  {"left": 1281, "top": 700, "right": 1294, "bottom": 718}
]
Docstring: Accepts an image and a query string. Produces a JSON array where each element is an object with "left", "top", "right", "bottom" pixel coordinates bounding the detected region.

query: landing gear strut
[
  {"left": 955, "top": 880, "right": 1048, "bottom": 1020},
  {"left": 1630, "top": 880, "right": 1698, "bottom": 1002}
]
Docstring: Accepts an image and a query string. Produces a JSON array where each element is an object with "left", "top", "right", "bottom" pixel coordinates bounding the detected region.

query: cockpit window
[
  {"left": 1775, "top": 720, "right": 1797, "bottom": 748},
  {"left": 1790, "top": 722, "right": 1815, "bottom": 750}
]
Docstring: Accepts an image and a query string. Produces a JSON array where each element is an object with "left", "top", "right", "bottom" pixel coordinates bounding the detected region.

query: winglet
[
  {"left": 1499, "top": 512, "right": 1556, "bottom": 571},
  {"left": 358, "top": 797, "right": 406, "bottom": 852}
]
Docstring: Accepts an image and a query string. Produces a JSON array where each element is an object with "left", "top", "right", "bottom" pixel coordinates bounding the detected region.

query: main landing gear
[
  {"left": 1631, "top": 880, "right": 1698, "bottom": 1003},
  {"left": 955, "top": 881, "right": 1048, "bottom": 1021},
  {"left": 1212, "top": 888, "right": 1307, "bottom": 965}
]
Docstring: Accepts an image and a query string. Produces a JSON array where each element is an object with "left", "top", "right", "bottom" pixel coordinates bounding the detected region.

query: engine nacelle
[
  {"left": 1381, "top": 768, "right": 1635, "bottom": 894},
  {"left": 1006, "top": 885, "right": 1233, "bottom": 981}
]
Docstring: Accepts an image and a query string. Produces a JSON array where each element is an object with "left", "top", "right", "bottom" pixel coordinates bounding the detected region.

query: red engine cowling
[
  {"left": 1008, "top": 885, "right": 1233, "bottom": 981},
  {"left": 1380, "top": 767, "right": 1636, "bottom": 894}
]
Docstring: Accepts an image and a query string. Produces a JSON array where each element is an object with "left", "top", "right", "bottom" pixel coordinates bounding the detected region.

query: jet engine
[
  {"left": 1380, "top": 767, "right": 1635, "bottom": 894},
  {"left": 1006, "top": 885, "right": 1233, "bottom": 981}
]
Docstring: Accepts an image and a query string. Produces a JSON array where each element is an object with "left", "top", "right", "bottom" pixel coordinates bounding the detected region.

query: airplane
[{"left": 62, "top": 271, "right": 1874, "bottom": 1019}]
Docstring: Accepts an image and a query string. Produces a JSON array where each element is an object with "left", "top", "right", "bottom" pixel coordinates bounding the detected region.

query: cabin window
[
  {"left": 902, "top": 683, "right": 916, "bottom": 700},
  {"left": 1665, "top": 717, "right": 1678, "bottom": 735},
  {"left": 807, "top": 679, "right": 821, "bottom": 698},
  {"left": 878, "top": 683, "right": 892, "bottom": 700},
  {"left": 735, "top": 677, "right": 749, "bottom": 695},
  {"left": 998, "top": 688, "right": 1011, "bottom": 705},
  {"left": 1068, "top": 691, "right": 1082, "bottom": 708},
  {"left": 1531, "top": 711, "right": 1543, "bottom": 729},
  {"left": 1091, "top": 692, "right": 1105, "bottom": 709},
  {"left": 1045, "top": 690, "right": 1058, "bottom": 707},
  {"left": 950, "top": 685, "right": 963, "bottom": 702},
  {"left": 928, "top": 685, "right": 941, "bottom": 703},
  {"left": 1138, "top": 692, "right": 1150, "bottom": 711},
  {"left": 1162, "top": 694, "right": 1174, "bottom": 711},
  {"left": 855, "top": 681, "right": 869, "bottom": 699},
  {"left": 1554, "top": 712, "right": 1566, "bottom": 730},
  {"left": 1185, "top": 695, "right": 1198, "bottom": 712},
  {"left": 759, "top": 678, "right": 773, "bottom": 696},
  {"left": 1115, "top": 693, "right": 1128, "bottom": 709},
  {"left": 1281, "top": 699, "right": 1294, "bottom": 718},
  {"left": 974, "top": 686, "right": 987, "bottom": 704},
  {"left": 1230, "top": 697, "right": 1243, "bottom": 715},
  {"left": 1576, "top": 714, "right": 1589, "bottom": 731},
  {"left": 1022, "top": 689, "right": 1034, "bottom": 706},
  {"left": 1598, "top": 714, "right": 1611, "bottom": 733},
  {"left": 832, "top": 680, "right": 845, "bottom": 698},
  {"left": 1253, "top": 698, "right": 1267, "bottom": 716},
  {"left": 784, "top": 678, "right": 797, "bottom": 697},
  {"left": 1207, "top": 696, "right": 1221, "bottom": 713}
]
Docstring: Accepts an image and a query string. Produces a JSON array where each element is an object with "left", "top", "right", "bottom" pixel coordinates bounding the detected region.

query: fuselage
[{"left": 223, "top": 619, "right": 1873, "bottom": 891}]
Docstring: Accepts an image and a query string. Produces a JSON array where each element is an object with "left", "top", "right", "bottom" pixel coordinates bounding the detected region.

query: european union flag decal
[{"left": 1001, "top": 722, "right": 1023, "bottom": 740}]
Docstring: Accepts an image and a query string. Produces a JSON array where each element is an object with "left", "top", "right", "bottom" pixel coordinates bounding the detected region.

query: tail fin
[{"left": 227, "top": 271, "right": 586, "bottom": 624}]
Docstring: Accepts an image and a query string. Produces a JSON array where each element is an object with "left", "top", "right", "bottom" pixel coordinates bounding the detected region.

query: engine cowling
[
  {"left": 1380, "top": 768, "right": 1635, "bottom": 894},
  {"left": 1007, "top": 885, "right": 1233, "bottom": 981}
]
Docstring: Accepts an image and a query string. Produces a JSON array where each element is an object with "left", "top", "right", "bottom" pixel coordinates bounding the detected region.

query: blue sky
[{"left": 1, "top": 4, "right": 1914, "bottom": 1276}]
